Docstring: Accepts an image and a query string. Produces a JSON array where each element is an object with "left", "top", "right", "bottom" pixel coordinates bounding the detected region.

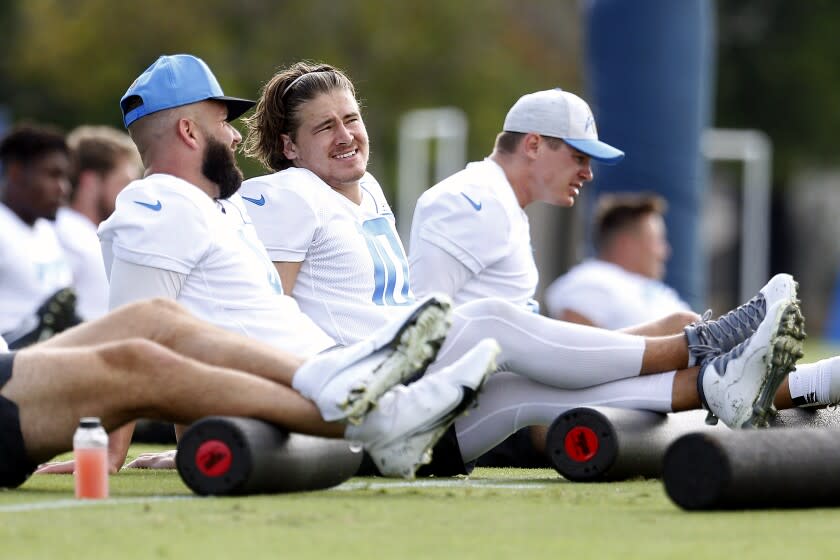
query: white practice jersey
[
  {"left": 545, "top": 259, "right": 690, "bottom": 330},
  {"left": 0, "top": 203, "right": 73, "bottom": 333},
  {"left": 98, "top": 174, "right": 334, "bottom": 357},
  {"left": 409, "top": 158, "right": 538, "bottom": 308},
  {"left": 241, "top": 168, "right": 413, "bottom": 346},
  {"left": 55, "top": 207, "right": 110, "bottom": 320}
]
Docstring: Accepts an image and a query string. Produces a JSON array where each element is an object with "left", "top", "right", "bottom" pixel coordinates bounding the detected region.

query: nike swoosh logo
[
  {"left": 460, "top": 192, "right": 482, "bottom": 211},
  {"left": 241, "top": 194, "right": 266, "bottom": 206},
  {"left": 134, "top": 200, "right": 162, "bottom": 211}
]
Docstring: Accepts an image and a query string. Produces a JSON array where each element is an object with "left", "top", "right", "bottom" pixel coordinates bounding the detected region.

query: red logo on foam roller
[
  {"left": 564, "top": 427, "right": 599, "bottom": 462},
  {"left": 196, "top": 440, "right": 232, "bottom": 477}
]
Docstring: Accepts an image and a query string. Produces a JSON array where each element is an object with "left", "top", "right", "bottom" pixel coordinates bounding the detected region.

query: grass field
[
  {"left": 4, "top": 451, "right": 840, "bottom": 559},
  {"left": 4, "top": 342, "right": 840, "bottom": 559}
]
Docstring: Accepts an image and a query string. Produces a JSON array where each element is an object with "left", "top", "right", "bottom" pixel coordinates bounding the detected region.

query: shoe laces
[
  {"left": 688, "top": 294, "right": 766, "bottom": 360},
  {"left": 702, "top": 329, "right": 752, "bottom": 379}
]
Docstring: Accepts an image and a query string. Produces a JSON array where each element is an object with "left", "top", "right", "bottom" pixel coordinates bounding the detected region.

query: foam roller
[
  {"left": 663, "top": 426, "right": 840, "bottom": 510},
  {"left": 546, "top": 406, "right": 840, "bottom": 482},
  {"left": 176, "top": 416, "right": 362, "bottom": 495}
]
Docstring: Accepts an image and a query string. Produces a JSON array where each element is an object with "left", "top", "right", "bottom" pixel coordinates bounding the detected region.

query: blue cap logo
[{"left": 120, "top": 54, "right": 255, "bottom": 128}]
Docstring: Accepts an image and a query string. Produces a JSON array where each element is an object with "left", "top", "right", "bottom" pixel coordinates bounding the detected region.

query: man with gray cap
[
  {"left": 409, "top": 88, "right": 623, "bottom": 309},
  {"left": 85, "top": 54, "right": 498, "bottom": 478},
  {"left": 406, "top": 88, "right": 804, "bottom": 466}
]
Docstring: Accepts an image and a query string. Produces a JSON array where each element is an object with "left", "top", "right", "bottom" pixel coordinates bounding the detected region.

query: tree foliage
[{"left": 0, "top": 0, "right": 582, "bottom": 188}]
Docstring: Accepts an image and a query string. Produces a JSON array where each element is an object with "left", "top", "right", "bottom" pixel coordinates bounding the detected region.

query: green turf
[
  {"left": 3, "top": 444, "right": 840, "bottom": 559},
  {"left": 3, "top": 340, "right": 839, "bottom": 559}
]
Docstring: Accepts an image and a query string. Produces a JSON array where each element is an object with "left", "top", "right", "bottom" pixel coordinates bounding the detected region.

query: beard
[{"left": 202, "top": 137, "right": 244, "bottom": 200}]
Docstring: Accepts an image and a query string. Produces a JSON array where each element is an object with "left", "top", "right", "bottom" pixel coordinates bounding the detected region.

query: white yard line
[
  {"left": 0, "top": 495, "right": 198, "bottom": 513},
  {"left": 333, "top": 479, "right": 551, "bottom": 491},
  {"left": 0, "top": 479, "right": 551, "bottom": 512}
]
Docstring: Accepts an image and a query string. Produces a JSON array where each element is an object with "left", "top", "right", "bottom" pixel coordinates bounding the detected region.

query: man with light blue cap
[{"left": 94, "top": 54, "right": 497, "bottom": 478}]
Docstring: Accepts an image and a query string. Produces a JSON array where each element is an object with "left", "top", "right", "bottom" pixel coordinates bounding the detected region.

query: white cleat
[
  {"left": 351, "top": 338, "right": 500, "bottom": 478},
  {"left": 685, "top": 273, "right": 800, "bottom": 367},
  {"left": 298, "top": 294, "right": 452, "bottom": 423},
  {"left": 699, "top": 299, "right": 805, "bottom": 428}
]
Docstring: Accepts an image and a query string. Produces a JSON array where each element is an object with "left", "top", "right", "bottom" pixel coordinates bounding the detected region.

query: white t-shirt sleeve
[
  {"left": 545, "top": 278, "right": 615, "bottom": 325},
  {"left": 241, "top": 178, "right": 317, "bottom": 263},
  {"left": 409, "top": 236, "right": 473, "bottom": 299},
  {"left": 108, "top": 258, "right": 186, "bottom": 310},
  {"left": 105, "top": 188, "right": 212, "bottom": 274},
  {"left": 411, "top": 190, "right": 511, "bottom": 274}
]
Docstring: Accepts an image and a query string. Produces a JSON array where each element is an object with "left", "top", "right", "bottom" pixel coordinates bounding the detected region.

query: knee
[
  {"left": 134, "top": 298, "right": 183, "bottom": 319},
  {"left": 96, "top": 338, "right": 181, "bottom": 375}
]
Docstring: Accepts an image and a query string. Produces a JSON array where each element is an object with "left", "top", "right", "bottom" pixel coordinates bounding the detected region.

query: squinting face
[
  {"left": 282, "top": 88, "right": 369, "bottom": 191},
  {"left": 531, "top": 140, "right": 593, "bottom": 207},
  {"left": 633, "top": 213, "right": 671, "bottom": 280}
]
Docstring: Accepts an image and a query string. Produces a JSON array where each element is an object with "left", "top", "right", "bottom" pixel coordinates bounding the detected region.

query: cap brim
[
  {"left": 215, "top": 96, "right": 256, "bottom": 122},
  {"left": 564, "top": 138, "right": 625, "bottom": 165}
]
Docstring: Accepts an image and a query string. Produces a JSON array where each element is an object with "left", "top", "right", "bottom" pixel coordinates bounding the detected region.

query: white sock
[{"left": 787, "top": 358, "right": 840, "bottom": 406}]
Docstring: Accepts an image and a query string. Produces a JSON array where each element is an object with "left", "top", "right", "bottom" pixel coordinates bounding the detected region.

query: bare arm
[
  {"left": 273, "top": 261, "right": 303, "bottom": 295},
  {"left": 557, "top": 309, "right": 598, "bottom": 327},
  {"left": 619, "top": 310, "right": 700, "bottom": 336}
]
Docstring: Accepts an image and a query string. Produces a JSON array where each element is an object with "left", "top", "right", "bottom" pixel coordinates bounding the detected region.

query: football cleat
[
  {"left": 6, "top": 288, "right": 81, "bottom": 349},
  {"left": 296, "top": 294, "right": 452, "bottom": 423},
  {"left": 698, "top": 298, "right": 805, "bottom": 428},
  {"left": 351, "top": 338, "right": 499, "bottom": 478},
  {"left": 685, "top": 273, "right": 800, "bottom": 367}
]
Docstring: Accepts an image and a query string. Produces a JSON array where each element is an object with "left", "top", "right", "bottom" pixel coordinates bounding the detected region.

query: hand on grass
[
  {"left": 124, "top": 449, "right": 177, "bottom": 470},
  {"left": 35, "top": 460, "right": 76, "bottom": 474},
  {"left": 35, "top": 459, "right": 120, "bottom": 475}
]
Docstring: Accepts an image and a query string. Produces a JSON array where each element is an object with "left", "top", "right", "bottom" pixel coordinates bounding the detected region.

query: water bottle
[{"left": 73, "top": 417, "right": 109, "bottom": 499}]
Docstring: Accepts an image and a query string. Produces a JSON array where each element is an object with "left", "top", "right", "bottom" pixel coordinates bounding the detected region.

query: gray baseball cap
[{"left": 503, "top": 88, "right": 624, "bottom": 164}]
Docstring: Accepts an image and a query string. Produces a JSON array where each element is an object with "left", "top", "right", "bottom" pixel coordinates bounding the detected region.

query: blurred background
[{"left": 3, "top": 0, "right": 840, "bottom": 342}]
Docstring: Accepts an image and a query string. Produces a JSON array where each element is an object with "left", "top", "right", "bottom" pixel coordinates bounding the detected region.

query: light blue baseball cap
[{"left": 120, "top": 54, "right": 255, "bottom": 128}]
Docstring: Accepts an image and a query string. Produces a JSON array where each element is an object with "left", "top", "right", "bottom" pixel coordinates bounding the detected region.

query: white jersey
[
  {"left": 409, "top": 158, "right": 538, "bottom": 308},
  {"left": 241, "top": 168, "right": 413, "bottom": 346},
  {"left": 0, "top": 335, "right": 7, "bottom": 353},
  {"left": 55, "top": 207, "right": 110, "bottom": 320},
  {"left": 544, "top": 259, "right": 690, "bottom": 329},
  {"left": 0, "top": 203, "right": 73, "bottom": 333},
  {"left": 98, "top": 174, "right": 334, "bottom": 357}
]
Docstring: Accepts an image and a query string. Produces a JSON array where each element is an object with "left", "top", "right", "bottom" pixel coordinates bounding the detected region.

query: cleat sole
[
  {"left": 745, "top": 301, "right": 806, "bottom": 428},
  {"left": 340, "top": 299, "right": 452, "bottom": 424}
]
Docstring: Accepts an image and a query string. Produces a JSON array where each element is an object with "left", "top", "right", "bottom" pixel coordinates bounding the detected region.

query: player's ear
[
  {"left": 281, "top": 134, "right": 297, "bottom": 161},
  {"left": 4, "top": 160, "right": 24, "bottom": 184},
  {"left": 176, "top": 116, "right": 201, "bottom": 150},
  {"left": 523, "top": 133, "right": 541, "bottom": 160}
]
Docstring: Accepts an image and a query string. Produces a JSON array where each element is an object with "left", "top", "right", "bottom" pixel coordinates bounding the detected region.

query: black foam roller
[
  {"left": 546, "top": 406, "right": 840, "bottom": 482},
  {"left": 176, "top": 416, "right": 362, "bottom": 495},
  {"left": 664, "top": 427, "right": 840, "bottom": 510}
]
